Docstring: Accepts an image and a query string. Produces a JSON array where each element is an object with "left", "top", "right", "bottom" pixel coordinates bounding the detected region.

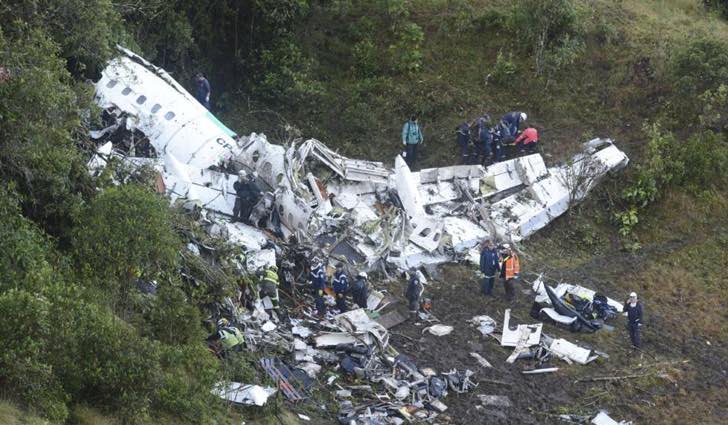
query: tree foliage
[
  {"left": 72, "top": 185, "right": 179, "bottom": 297},
  {"left": 0, "top": 28, "right": 93, "bottom": 239},
  {"left": 508, "top": 0, "right": 584, "bottom": 75}
]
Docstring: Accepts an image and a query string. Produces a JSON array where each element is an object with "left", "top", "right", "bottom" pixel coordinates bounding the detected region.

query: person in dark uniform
[{"left": 623, "top": 292, "right": 643, "bottom": 348}]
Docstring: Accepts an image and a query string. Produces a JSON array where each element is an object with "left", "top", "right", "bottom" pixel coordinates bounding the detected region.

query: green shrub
[
  {"left": 389, "top": 22, "right": 425, "bottom": 74},
  {"left": 0, "top": 28, "right": 92, "bottom": 239},
  {"left": 72, "top": 185, "right": 179, "bottom": 305},
  {"left": 508, "top": 0, "right": 585, "bottom": 75},
  {"left": 669, "top": 36, "right": 728, "bottom": 120},
  {"left": 490, "top": 50, "right": 516, "bottom": 84},
  {"left": 616, "top": 123, "right": 728, "bottom": 236},
  {"left": 0, "top": 185, "right": 55, "bottom": 293},
  {"left": 0, "top": 290, "right": 69, "bottom": 421}
]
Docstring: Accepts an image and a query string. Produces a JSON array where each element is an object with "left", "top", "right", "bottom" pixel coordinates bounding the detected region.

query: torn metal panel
[
  {"left": 549, "top": 338, "right": 592, "bottom": 365},
  {"left": 514, "top": 154, "right": 548, "bottom": 185},
  {"left": 501, "top": 309, "right": 542, "bottom": 347},
  {"left": 442, "top": 217, "right": 489, "bottom": 253},
  {"left": 366, "top": 290, "right": 385, "bottom": 311},
  {"left": 393, "top": 155, "right": 426, "bottom": 217},
  {"left": 408, "top": 215, "right": 444, "bottom": 252}
]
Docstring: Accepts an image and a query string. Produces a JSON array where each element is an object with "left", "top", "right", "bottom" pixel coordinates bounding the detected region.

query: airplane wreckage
[
  {"left": 86, "top": 48, "right": 635, "bottom": 423},
  {"left": 89, "top": 47, "right": 629, "bottom": 274}
]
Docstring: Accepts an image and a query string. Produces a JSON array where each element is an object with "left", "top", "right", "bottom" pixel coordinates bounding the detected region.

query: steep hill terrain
[{"left": 1, "top": 0, "right": 727, "bottom": 424}]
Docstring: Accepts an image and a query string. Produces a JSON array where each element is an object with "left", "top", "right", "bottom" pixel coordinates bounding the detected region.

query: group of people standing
[
  {"left": 479, "top": 240, "right": 521, "bottom": 301},
  {"left": 401, "top": 111, "right": 540, "bottom": 169},
  {"left": 309, "top": 258, "right": 371, "bottom": 317}
]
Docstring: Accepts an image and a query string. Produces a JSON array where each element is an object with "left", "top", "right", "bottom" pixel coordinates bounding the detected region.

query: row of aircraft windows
[{"left": 106, "top": 79, "right": 175, "bottom": 121}]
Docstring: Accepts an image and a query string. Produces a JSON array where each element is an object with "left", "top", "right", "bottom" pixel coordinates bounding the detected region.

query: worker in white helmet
[
  {"left": 623, "top": 292, "right": 643, "bottom": 348},
  {"left": 499, "top": 111, "right": 528, "bottom": 141}
]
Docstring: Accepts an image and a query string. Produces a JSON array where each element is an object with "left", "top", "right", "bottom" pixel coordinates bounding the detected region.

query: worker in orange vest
[{"left": 500, "top": 244, "right": 520, "bottom": 301}]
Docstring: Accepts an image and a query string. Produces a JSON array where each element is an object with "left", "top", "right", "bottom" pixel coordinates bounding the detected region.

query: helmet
[
  {"left": 217, "top": 318, "right": 229, "bottom": 327},
  {"left": 520, "top": 112, "right": 527, "bottom": 121},
  {"left": 358, "top": 272, "right": 368, "bottom": 279},
  {"left": 502, "top": 243, "right": 511, "bottom": 250},
  {"left": 238, "top": 170, "right": 247, "bottom": 177},
  {"left": 629, "top": 292, "right": 637, "bottom": 298}
]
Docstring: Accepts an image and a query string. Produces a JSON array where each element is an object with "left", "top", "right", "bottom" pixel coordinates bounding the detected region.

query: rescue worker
[
  {"left": 491, "top": 122, "right": 507, "bottom": 162},
  {"left": 214, "top": 318, "right": 244, "bottom": 354},
  {"left": 402, "top": 115, "right": 424, "bottom": 168},
  {"left": 623, "top": 292, "right": 643, "bottom": 348},
  {"left": 455, "top": 121, "right": 472, "bottom": 164},
  {"left": 350, "top": 271, "right": 370, "bottom": 309},
  {"left": 194, "top": 72, "right": 211, "bottom": 109},
  {"left": 500, "top": 244, "right": 520, "bottom": 301},
  {"left": 259, "top": 264, "right": 280, "bottom": 310},
  {"left": 232, "top": 170, "right": 262, "bottom": 224},
  {"left": 500, "top": 111, "right": 527, "bottom": 138},
  {"left": 479, "top": 239, "right": 500, "bottom": 297},
  {"left": 405, "top": 268, "right": 424, "bottom": 319},
  {"left": 513, "top": 127, "right": 539, "bottom": 154},
  {"left": 310, "top": 257, "right": 327, "bottom": 317},
  {"left": 332, "top": 263, "right": 349, "bottom": 313},
  {"left": 477, "top": 115, "right": 494, "bottom": 165}
]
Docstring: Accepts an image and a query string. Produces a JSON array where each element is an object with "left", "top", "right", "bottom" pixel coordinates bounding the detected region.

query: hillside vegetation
[{"left": 1, "top": 0, "right": 727, "bottom": 423}]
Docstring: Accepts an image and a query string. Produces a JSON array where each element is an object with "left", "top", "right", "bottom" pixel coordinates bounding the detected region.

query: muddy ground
[{"left": 372, "top": 248, "right": 727, "bottom": 425}]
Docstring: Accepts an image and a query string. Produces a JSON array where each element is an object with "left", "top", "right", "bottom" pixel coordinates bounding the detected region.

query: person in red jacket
[{"left": 514, "top": 127, "right": 539, "bottom": 154}]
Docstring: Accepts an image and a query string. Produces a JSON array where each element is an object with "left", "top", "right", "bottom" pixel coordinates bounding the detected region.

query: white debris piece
[
  {"left": 591, "top": 411, "right": 632, "bottom": 425},
  {"left": 423, "top": 324, "right": 454, "bottom": 336},
  {"left": 212, "top": 382, "right": 276, "bottom": 406},
  {"left": 470, "top": 315, "right": 497, "bottom": 335},
  {"left": 477, "top": 395, "right": 511, "bottom": 408},
  {"left": 501, "top": 309, "right": 542, "bottom": 347},
  {"left": 366, "top": 290, "right": 385, "bottom": 311},
  {"left": 539, "top": 307, "right": 578, "bottom": 325},
  {"left": 315, "top": 332, "right": 359, "bottom": 347},
  {"left": 549, "top": 338, "right": 592, "bottom": 365},
  {"left": 260, "top": 321, "right": 277, "bottom": 333},
  {"left": 470, "top": 352, "right": 493, "bottom": 368},
  {"left": 292, "top": 325, "right": 312, "bottom": 338},
  {"left": 246, "top": 248, "right": 276, "bottom": 272},
  {"left": 522, "top": 368, "right": 559, "bottom": 375}
]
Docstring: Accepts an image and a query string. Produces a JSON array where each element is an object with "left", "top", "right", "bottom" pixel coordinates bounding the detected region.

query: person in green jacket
[{"left": 402, "top": 115, "right": 424, "bottom": 168}]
